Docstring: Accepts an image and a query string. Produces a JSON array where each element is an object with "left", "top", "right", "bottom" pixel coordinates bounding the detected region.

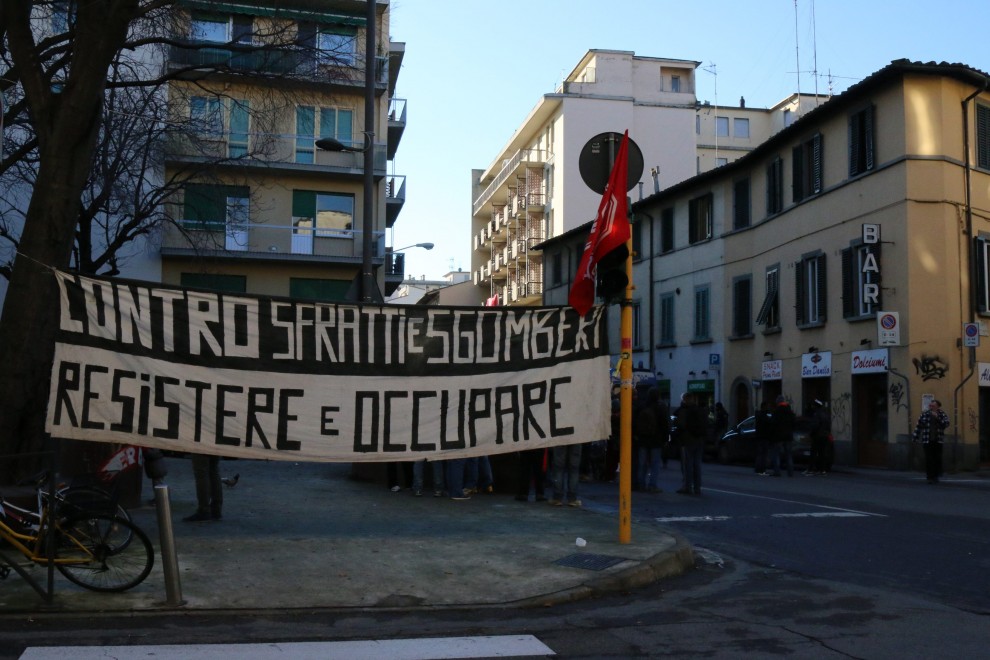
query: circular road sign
[{"left": 578, "top": 132, "right": 645, "bottom": 195}]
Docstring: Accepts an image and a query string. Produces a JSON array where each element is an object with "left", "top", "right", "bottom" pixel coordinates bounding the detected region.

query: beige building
[
  {"left": 542, "top": 59, "right": 990, "bottom": 471},
  {"left": 474, "top": 49, "right": 825, "bottom": 309},
  {"left": 159, "top": 0, "right": 406, "bottom": 301}
]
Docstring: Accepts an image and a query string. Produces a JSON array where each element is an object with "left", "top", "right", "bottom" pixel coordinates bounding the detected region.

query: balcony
[
  {"left": 472, "top": 148, "right": 547, "bottom": 216},
  {"left": 384, "top": 250, "right": 405, "bottom": 296},
  {"left": 160, "top": 220, "right": 386, "bottom": 266},
  {"left": 385, "top": 175, "right": 406, "bottom": 227},
  {"left": 387, "top": 98, "right": 406, "bottom": 159},
  {"left": 164, "top": 131, "right": 388, "bottom": 179},
  {"left": 167, "top": 42, "right": 389, "bottom": 90}
]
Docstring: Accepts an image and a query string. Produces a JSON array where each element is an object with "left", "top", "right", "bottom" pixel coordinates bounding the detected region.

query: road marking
[
  {"left": 772, "top": 511, "right": 870, "bottom": 518},
  {"left": 657, "top": 515, "right": 731, "bottom": 522},
  {"left": 19, "top": 635, "right": 555, "bottom": 660},
  {"left": 701, "top": 487, "right": 887, "bottom": 517}
]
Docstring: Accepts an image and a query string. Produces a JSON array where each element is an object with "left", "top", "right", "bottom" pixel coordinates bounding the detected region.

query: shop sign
[
  {"left": 801, "top": 351, "right": 832, "bottom": 378},
  {"left": 687, "top": 379, "right": 714, "bottom": 393},
  {"left": 851, "top": 348, "right": 889, "bottom": 374},
  {"left": 979, "top": 363, "right": 990, "bottom": 387},
  {"left": 761, "top": 360, "right": 782, "bottom": 381}
]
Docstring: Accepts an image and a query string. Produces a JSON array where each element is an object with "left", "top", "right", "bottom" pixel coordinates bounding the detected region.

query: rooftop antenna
[
  {"left": 811, "top": 0, "right": 819, "bottom": 101},
  {"left": 702, "top": 62, "right": 718, "bottom": 165},
  {"left": 793, "top": 0, "right": 801, "bottom": 115}
]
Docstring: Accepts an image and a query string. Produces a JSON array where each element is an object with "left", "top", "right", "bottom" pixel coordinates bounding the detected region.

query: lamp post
[{"left": 392, "top": 242, "right": 434, "bottom": 252}]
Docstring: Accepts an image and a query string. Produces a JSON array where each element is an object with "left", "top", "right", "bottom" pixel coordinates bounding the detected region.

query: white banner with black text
[{"left": 45, "top": 272, "right": 611, "bottom": 462}]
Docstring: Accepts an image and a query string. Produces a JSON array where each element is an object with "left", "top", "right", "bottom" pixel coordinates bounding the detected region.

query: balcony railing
[
  {"left": 161, "top": 220, "right": 385, "bottom": 262},
  {"left": 168, "top": 43, "right": 389, "bottom": 87},
  {"left": 164, "top": 132, "right": 388, "bottom": 174},
  {"left": 472, "top": 148, "right": 547, "bottom": 216}
]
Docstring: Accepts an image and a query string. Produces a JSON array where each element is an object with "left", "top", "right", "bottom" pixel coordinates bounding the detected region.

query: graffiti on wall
[
  {"left": 830, "top": 392, "right": 851, "bottom": 436},
  {"left": 968, "top": 407, "right": 978, "bottom": 432},
  {"left": 912, "top": 355, "right": 948, "bottom": 381},
  {"left": 889, "top": 382, "right": 907, "bottom": 412}
]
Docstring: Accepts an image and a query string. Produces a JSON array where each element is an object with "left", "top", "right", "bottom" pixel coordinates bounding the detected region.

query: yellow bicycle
[{"left": 0, "top": 485, "right": 153, "bottom": 592}]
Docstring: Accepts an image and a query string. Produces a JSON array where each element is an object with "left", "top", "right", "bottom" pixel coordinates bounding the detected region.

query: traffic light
[{"left": 596, "top": 243, "right": 629, "bottom": 304}]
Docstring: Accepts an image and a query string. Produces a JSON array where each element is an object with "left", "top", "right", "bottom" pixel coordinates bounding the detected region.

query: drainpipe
[
  {"left": 953, "top": 368, "right": 975, "bottom": 472},
  {"left": 888, "top": 367, "right": 912, "bottom": 463}
]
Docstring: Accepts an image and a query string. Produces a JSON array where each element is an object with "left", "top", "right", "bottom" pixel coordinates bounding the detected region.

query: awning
[{"left": 186, "top": 1, "right": 366, "bottom": 26}]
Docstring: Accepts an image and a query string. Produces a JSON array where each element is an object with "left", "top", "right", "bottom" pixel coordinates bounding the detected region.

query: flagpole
[{"left": 618, "top": 229, "right": 633, "bottom": 544}]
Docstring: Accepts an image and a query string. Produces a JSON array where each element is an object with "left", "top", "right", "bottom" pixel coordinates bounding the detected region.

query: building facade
[
  {"left": 543, "top": 60, "right": 990, "bottom": 471},
  {"left": 159, "top": 0, "right": 406, "bottom": 301}
]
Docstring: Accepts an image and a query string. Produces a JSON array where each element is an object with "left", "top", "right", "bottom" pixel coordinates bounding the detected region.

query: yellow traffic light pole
[{"left": 618, "top": 236, "right": 634, "bottom": 544}]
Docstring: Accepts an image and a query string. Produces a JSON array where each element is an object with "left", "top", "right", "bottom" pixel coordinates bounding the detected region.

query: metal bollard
[{"left": 153, "top": 484, "right": 185, "bottom": 606}]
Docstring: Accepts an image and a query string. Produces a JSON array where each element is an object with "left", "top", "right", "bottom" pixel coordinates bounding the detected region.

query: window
[
  {"left": 849, "top": 105, "right": 876, "bottom": 176},
  {"left": 191, "top": 97, "right": 249, "bottom": 156},
  {"left": 732, "top": 276, "right": 752, "bottom": 338},
  {"left": 182, "top": 184, "right": 249, "bottom": 232},
  {"left": 191, "top": 14, "right": 229, "bottom": 42},
  {"left": 977, "top": 236, "right": 990, "bottom": 312},
  {"left": 756, "top": 266, "right": 780, "bottom": 329},
  {"left": 733, "top": 117, "right": 750, "bottom": 138},
  {"left": 180, "top": 273, "right": 246, "bottom": 293},
  {"left": 290, "top": 278, "right": 350, "bottom": 302},
  {"left": 190, "top": 96, "right": 223, "bottom": 137},
  {"left": 715, "top": 116, "right": 729, "bottom": 137},
  {"left": 228, "top": 100, "right": 250, "bottom": 157},
  {"left": 795, "top": 253, "right": 827, "bottom": 326},
  {"left": 660, "top": 207, "right": 674, "bottom": 253},
  {"left": 671, "top": 75, "right": 681, "bottom": 93},
  {"left": 716, "top": 157, "right": 728, "bottom": 167},
  {"left": 551, "top": 253, "right": 562, "bottom": 286},
  {"left": 317, "top": 29, "right": 357, "bottom": 65},
  {"left": 292, "top": 190, "right": 355, "bottom": 235},
  {"left": 695, "top": 115, "right": 701, "bottom": 135},
  {"left": 976, "top": 105, "right": 990, "bottom": 170},
  {"left": 793, "top": 133, "right": 823, "bottom": 202},
  {"left": 766, "top": 156, "right": 784, "bottom": 215},
  {"left": 733, "top": 178, "right": 751, "bottom": 230},
  {"left": 783, "top": 109, "right": 794, "bottom": 127},
  {"left": 659, "top": 293, "right": 675, "bottom": 345},
  {"left": 296, "top": 105, "right": 354, "bottom": 163},
  {"left": 688, "top": 193, "right": 713, "bottom": 244},
  {"left": 693, "top": 286, "right": 711, "bottom": 341},
  {"left": 842, "top": 243, "right": 882, "bottom": 318}
]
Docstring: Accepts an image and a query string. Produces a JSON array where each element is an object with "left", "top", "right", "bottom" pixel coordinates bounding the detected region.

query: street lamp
[
  {"left": 315, "top": 136, "right": 367, "bottom": 153},
  {"left": 392, "top": 242, "right": 434, "bottom": 252}
]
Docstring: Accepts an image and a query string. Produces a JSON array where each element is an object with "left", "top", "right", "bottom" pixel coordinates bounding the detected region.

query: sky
[{"left": 387, "top": 0, "right": 990, "bottom": 283}]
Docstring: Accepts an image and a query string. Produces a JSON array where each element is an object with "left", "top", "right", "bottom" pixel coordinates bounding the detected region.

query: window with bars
[
  {"left": 849, "top": 105, "right": 876, "bottom": 176},
  {"left": 659, "top": 293, "right": 675, "bottom": 345},
  {"left": 660, "top": 207, "right": 674, "bottom": 253},
  {"left": 795, "top": 253, "right": 827, "bottom": 326},
  {"left": 732, "top": 276, "right": 752, "bottom": 338},
  {"left": 733, "top": 177, "right": 751, "bottom": 230},
  {"left": 842, "top": 243, "right": 882, "bottom": 319},
  {"left": 694, "top": 286, "right": 711, "bottom": 341},
  {"left": 688, "top": 193, "right": 713, "bottom": 244},
  {"left": 755, "top": 265, "right": 780, "bottom": 330},
  {"left": 766, "top": 157, "right": 784, "bottom": 216},
  {"left": 793, "top": 133, "right": 824, "bottom": 202}
]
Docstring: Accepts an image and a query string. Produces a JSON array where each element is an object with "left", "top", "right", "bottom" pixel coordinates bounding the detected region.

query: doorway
[{"left": 853, "top": 373, "right": 888, "bottom": 467}]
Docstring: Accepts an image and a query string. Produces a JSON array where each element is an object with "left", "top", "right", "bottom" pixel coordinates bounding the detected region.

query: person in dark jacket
[
  {"left": 635, "top": 387, "right": 669, "bottom": 492},
  {"left": 754, "top": 401, "right": 773, "bottom": 475},
  {"left": 769, "top": 395, "right": 796, "bottom": 477},
  {"left": 675, "top": 393, "right": 708, "bottom": 495},
  {"left": 806, "top": 399, "right": 832, "bottom": 475},
  {"left": 913, "top": 399, "right": 950, "bottom": 484}
]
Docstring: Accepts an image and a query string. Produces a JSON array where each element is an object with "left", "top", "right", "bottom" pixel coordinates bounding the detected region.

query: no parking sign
[
  {"left": 877, "top": 311, "right": 899, "bottom": 346},
  {"left": 964, "top": 322, "right": 980, "bottom": 347}
]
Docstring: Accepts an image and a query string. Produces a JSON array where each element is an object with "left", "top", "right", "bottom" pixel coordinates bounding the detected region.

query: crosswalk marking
[
  {"left": 772, "top": 511, "right": 870, "bottom": 518},
  {"left": 657, "top": 515, "right": 731, "bottom": 522},
  {"left": 19, "top": 635, "right": 555, "bottom": 660}
]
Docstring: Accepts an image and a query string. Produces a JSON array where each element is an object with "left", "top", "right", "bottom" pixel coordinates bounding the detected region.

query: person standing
[
  {"left": 806, "top": 399, "right": 832, "bottom": 475},
  {"left": 769, "top": 395, "right": 796, "bottom": 477},
  {"left": 675, "top": 393, "right": 707, "bottom": 495},
  {"left": 635, "top": 387, "right": 670, "bottom": 493},
  {"left": 549, "top": 443, "right": 582, "bottom": 507},
  {"left": 515, "top": 448, "right": 547, "bottom": 502},
  {"left": 913, "top": 399, "right": 950, "bottom": 484},
  {"left": 184, "top": 453, "right": 222, "bottom": 522},
  {"left": 754, "top": 401, "right": 773, "bottom": 475}
]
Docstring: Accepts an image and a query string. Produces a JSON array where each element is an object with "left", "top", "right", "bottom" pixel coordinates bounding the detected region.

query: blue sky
[{"left": 388, "top": 0, "right": 989, "bottom": 282}]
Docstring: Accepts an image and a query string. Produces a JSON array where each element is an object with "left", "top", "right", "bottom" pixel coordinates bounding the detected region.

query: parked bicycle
[{"left": 0, "top": 479, "right": 154, "bottom": 592}]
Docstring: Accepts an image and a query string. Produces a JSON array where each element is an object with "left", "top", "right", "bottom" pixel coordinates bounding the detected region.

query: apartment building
[
  {"left": 473, "top": 49, "right": 823, "bottom": 309},
  {"left": 159, "top": 0, "right": 406, "bottom": 301},
  {"left": 542, "top": 59, "right": 990, "bottom": 471}
]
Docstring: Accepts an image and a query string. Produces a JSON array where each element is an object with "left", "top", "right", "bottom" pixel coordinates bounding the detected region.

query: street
[{"left": 3, "top": 461, "right": 989, "bottom": 659}]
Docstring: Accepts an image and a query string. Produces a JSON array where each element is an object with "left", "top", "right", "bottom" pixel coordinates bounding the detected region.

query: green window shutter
[
  {"left": 864, "top": 106, "right": 875, "bottom": 171},
  {"left": 792, "top": 145, "right": 804, "bottom": 201},
  {"left": 180, "top": 273, "right": 247, "bottom": 293},
  {"left": 841, "top": 247, "right": 854, "bottom": 318},
  {"left": 816, "top": 254, "right": 827, "bottom": 321},
  {"left": 977, "top": 238, "right": 990, "bottom": 313},
  {"left": 977, "top": 105, "right": 990, "bottom": 170},
  {"left": 812, "top": 134, "right": 823, "bottom": 193},
  {"left": 795, "top": 261, "right": 806, "bottom": 326},
  {"left": 848, "top": 113, "right": 860, "bottom": 177},
  {"left": 289, "top": 278, "right": 350, "bottom": 302},
  {"left": 183, "top": 184, "right": 225, "bottom": 230},
  {"left": 292, "top": 190, "right": 316, "bottom": 219}
]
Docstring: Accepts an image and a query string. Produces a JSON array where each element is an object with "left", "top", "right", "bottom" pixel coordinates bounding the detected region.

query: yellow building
[
  {"left": 160, "top": 0, "right": 405, "bottom": 301},
  {"left": 542, "top": 60, "right": 990, "bottom": 470}
]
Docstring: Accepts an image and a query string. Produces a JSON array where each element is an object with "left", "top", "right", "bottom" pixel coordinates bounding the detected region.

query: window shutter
[
  {"left": 869, "top": 243, "right": 882, "bottom": 310},
  {"left": 734, "top": 178, "right": 750, "bottom": 230},
  {"left": 978, "top": 105, "right": 990, "bottom": 170},
  {"left": 812, "top": 134, "right": 823, "bottom": 193},
  {"left": 734, "top": 279, "right": 751, "bottom": 337},
  {"left": 864, "top": 106, "right": 875, "bottom": 171},
  {"left": 976, "top": 238, "right": 989, "bottom": 313},
  {"left": 292, "top": 190, "right": 316, "bottom": 219},
  {"left": 184, "top": 184, "right": 225, "bottom": 225},
  {"left": 792, "top": 146, "right": 804, "bottom": 201},
  {"left": 816, "top": 254, "right": 827, "bottom": 321},
  {"left": 848, "top": 113, "right": 860, "bottom": 177},
  {"left": 795, "top": 261, "right": 806, "bottom": 325},
  {"left": 841, "top": 247, "right": 854, "bottom": 318}
]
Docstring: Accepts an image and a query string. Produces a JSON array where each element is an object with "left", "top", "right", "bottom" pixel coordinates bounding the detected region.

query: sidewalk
[{"left": 0, "top": 457, "right": 693, "bottom": 614}]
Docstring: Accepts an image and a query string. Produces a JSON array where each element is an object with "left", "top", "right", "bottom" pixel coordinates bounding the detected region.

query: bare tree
[{"left": 0, "top": 0, "right": 370, "bottom": 477}]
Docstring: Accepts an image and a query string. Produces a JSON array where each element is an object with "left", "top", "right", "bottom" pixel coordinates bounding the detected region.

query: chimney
[
  {"left": 650, "top": 166, "right": 660, "bottom": 194},
  {"left": 740, "top": 96, "right": 745, "bottom": 108}
]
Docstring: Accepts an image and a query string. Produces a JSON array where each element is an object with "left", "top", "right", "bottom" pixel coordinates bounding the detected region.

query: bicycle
[{"left": 0, "top": 481, "right": 154, "bottom": 592}]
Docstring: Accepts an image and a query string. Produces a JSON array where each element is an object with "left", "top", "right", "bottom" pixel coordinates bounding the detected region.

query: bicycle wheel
[
  {"left": 58, "top": 486, "right": 131, "bottom": 522},
  {"left": 53, "top": 515, "right": 154, "bottom": 592}
]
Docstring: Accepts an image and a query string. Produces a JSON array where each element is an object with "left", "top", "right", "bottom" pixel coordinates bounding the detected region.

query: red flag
[{"left": 568, "top": 131, "right": 631, "bottom": 316}]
